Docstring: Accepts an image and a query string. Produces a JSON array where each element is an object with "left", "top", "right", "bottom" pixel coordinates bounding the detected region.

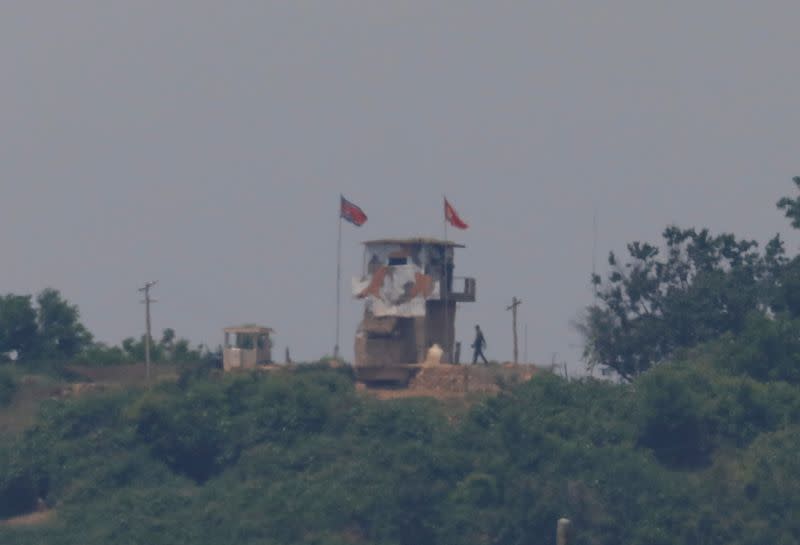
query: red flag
[
  {"left": 340, "top": 195, "right": 367, "bottom": 226},
  {"left": 444, "top": 198, "right": 468, "bottom": 230}
]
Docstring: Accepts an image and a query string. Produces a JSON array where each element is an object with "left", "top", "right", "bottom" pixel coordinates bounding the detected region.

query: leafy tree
[
  {"left": 776, "top": 176, "right": 800, "bottom": 228},
  {"left": 120, "top": 335, "right": 157, "bottom": 362},
  {"left": 580, "top": 177, "right": 800, "bottom": 380},
  {"left": 34, "top": 288, "right": 92, "bottom": 359},
  {"left": 160, "top": 328, "right": 175, "bottom": 346},
  {"left": 716, "top": 313, "right": 800, "bottom": 384},
  {"left": 113, "top": 329, "right": 203, "bottom": 364},
  {"left": 76, "top": 342, "right": 133, "bottom": 365},
  {"left": 0, "top": 294, "right": 38, "bottom": 361},
  {"left": 768, "top": 253, "right": 800, "bottom": 318},
  {"left": 160, "top": 329, "right": 204, "bottom": 363},
  {"left": 0, "top": 289, "right": 92, "bottom": 362},
  {"left": 580, "top": 227, "right": 777, "bottom": 380}
]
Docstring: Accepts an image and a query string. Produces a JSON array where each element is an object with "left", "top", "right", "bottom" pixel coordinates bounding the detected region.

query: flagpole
[
  {"left": 443, "top": 196, "right": 450, "bottom": 363},
  {"left": 335, "top": 204, "right": 342, "bottom": 360}
]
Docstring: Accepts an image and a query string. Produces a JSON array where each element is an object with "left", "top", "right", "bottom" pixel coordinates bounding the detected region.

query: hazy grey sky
[{"left": 2, "top": 2, "right": 799, "bottom": 368}]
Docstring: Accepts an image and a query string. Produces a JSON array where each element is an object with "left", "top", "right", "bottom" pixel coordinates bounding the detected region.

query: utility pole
[
  {"left": 506, "top": 297, "right": 522, "bottom": 364},
  {"left": 138, "top": 281, "right": 157, "bottom": 383}
]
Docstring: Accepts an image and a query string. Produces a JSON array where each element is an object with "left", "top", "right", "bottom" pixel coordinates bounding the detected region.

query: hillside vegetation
[
  {"left": 0, "top": 360, "right": 799, "bottom": 545},
  {"left": 2, "top": 178, "right": 800, "bottom": 544}
]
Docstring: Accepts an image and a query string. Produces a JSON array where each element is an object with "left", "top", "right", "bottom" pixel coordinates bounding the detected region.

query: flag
[
  {"left": 444, "top": 198, "right": 468, "bottom": 229},
  {"left": 340, "top": 195, "right": 368, "bottom": 226}
]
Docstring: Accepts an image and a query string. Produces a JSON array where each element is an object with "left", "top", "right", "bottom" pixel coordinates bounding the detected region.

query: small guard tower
[
  {"left": 352, "top": 237, "right": 476, "bottom": 382},
  {"left": 223, "top": 325, "right": 273, "bottom": 371}
]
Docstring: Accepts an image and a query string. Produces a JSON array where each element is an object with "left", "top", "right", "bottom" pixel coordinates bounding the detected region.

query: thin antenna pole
[
  {"left": 443, "top": 196, "right": 450, "bottom": 362},
  {"left": 334, "top": 209, "right": 343, "bottom": 360},
  {"left": 138, "top": 281, "right": 157, "bottom": 384},
  {"left": 592, "top": 209, "right": 598, "bottom": 299}
]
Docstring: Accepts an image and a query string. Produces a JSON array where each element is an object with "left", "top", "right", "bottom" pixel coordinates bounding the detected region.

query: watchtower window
[{"left": 388, "top": 256, "right": 408, "bottom": 266}]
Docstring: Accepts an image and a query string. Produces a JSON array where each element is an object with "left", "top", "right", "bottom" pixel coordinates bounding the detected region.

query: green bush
[
  {"left": 73, "top": 343, "right": 132, "bottom": 365},
  {"left": 635, "top": 365, "right": 715, "bottom": 467},
  {"left": 717, "top": 314, "right": 800, "bottom": 383},
  {"left": 131, "top": 384, "right": 238, "bottom": 483},
  {"left": 0, "top": 367, "right": 15, "bottom": 406},
  {"left": 0, "top": 445, "right": 40, "bottom": 518},
  {"left": 3, "top": 364, "right": 800, "bottom": 544}
]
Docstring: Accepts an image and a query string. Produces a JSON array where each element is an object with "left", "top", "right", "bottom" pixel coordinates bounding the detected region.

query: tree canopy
[
  {"left": 581, "top": 177, "right": 799, "bottom": 380},
  {"left": 0, "top": 294, "right": 38, "bottom": 360},
  {"left": 0, "top": 289, "right": 210, "bottom": 366},
  {"left": 0, "top": 289, "right": 92, "bottom": 362}
]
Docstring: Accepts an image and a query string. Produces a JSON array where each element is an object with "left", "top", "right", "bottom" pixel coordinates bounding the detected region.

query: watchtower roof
[
  {"left": 362, "top": 237, "right": 465, "bottom": 248},
  {"left": 223, "top": 325, "right": 273, "bottom": 334}
]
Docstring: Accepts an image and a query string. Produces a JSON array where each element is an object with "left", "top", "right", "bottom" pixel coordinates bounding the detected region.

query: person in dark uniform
[{"left": 472, "top": 324, "right": 488, "bottom": 364}]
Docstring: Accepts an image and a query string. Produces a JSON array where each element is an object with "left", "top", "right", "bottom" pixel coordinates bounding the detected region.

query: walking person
[{"left": 472, "top": 324, "right": 489, "bottom": 364}]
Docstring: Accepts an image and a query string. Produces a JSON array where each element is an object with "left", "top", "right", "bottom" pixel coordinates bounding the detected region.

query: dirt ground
[
  {"left": 362, "top": 362, "right": 538, "bottom": 400},
  {"left": 0, "top": 509, "right": 54, "bottom": 528},
  {"left": 66, "top": 363, "right": 180, "bottom": 385},
  {"left": 0, "top": 363, "right": 181, "bottom": 439},
  {"left": 0, "top": 375, "right": 63, "bottom": 437}
]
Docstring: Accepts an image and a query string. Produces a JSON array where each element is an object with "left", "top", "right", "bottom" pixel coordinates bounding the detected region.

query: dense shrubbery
[
  {"left": 0, "top": 368, "right": 15, "bottom": 407},
  {"left": 75, "top": 327, "right": 214, "bottom": 366},
  {"left": 714, "top": 313, "right": 800, "bottom": 383},
  {"left": 1, "top": 365, "right": 799, "bottom": 545}
]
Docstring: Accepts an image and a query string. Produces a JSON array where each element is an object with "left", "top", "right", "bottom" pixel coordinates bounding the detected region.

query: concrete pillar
[{"left": 556, "top": 518, "right": 572, "bottom": 545}]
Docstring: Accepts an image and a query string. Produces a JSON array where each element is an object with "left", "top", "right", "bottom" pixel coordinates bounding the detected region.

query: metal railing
[{"left": 447, "top": 276, "right": 476, "bottom": 301}]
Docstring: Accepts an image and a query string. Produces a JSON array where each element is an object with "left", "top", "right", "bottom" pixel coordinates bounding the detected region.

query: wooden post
[
  {"left": 556, "top": 518, "right": 572, "bottom": 545},
  {"left": 138, "top": 281, "right": 157, "bottom": 384},
  {"left": 506, "top": 297, "right": 522, "bottom": 364}
]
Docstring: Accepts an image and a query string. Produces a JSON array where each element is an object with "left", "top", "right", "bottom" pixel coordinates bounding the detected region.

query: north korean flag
[
  {"left": 340, "top": 195, "right": 368, "bottom": 226},
  {"left": 444, "top": 197, "right": 468, "bottom": 230}
]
